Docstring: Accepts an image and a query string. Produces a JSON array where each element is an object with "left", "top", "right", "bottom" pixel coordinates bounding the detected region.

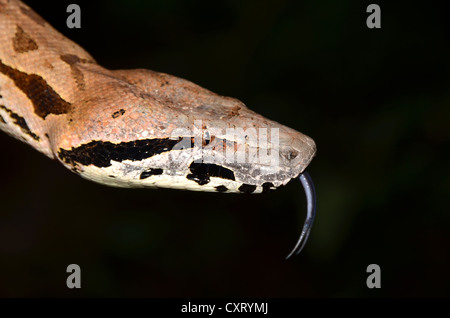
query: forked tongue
[{"left": 285, "top": 171, "right": 316, "bottom": 259}]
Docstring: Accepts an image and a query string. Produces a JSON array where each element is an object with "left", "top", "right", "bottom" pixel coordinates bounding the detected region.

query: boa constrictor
[{"left": 0, "top": 0, "right": 317, "bottom": 256}]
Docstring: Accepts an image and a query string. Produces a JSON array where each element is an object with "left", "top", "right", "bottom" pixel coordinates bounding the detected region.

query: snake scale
[{"left": 0, "top": 0, "right": 317, "bottom": 256}]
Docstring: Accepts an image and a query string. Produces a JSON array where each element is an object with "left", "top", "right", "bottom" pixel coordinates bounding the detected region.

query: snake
[{"left": 0, "top": 0, "right": 317, "bottom": 257}]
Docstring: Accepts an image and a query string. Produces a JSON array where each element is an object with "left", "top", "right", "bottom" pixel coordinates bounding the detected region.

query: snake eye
[{"left": 204, "top": 131, "right": 210, "bottom": 146}]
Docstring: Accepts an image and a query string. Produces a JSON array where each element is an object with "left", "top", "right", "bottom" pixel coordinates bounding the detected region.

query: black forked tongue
[{"left": 285, "top": 171, "right": 317, "bottom": 259}]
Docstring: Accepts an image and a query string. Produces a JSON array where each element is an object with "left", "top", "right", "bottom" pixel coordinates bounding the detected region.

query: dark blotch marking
[
  {"left": 0, "top": 114, "right": 5, "bottom": 124},
  {"left": 0, "top": 105, "right": 40, "bottom": 141},
  {"left": 112, "top": 109, "right": 126, "bottom": 119},
  {"left": 215, "top": 185, "right": 228, "bottom": 193},
  {"left": 60, "top": 54, "right": 92, "bottom": 65},
  {"left": 60, "top": 54, "right": 89, "bottom": 90},
  {"left": 140, "top": 168, "right": 163, "bottom": 179},
  {"left": 20, "top": 6, "right": 46, "bottom": 26},
  {"left": 0, "top": 59, "right": 72, "bottom": 119},
  {"left": 238, "top": 183, "right": 257, "bottom": 194},
  {"left": 190, "top": 162, "right": 235, "bottom": 181},
  {"left": 13, "top": 26, "right": 38, "bottom": 53},
  {"left": 60, "top": 54, "right": 81, "bottom": 65},
  {"left": 71, "top": 167, "right": 80, "bottom": 175},
  {"left": 229, "top": 105, "right": 241, "bottom": 117},
  {"left": 58, "top": 138, "right": 185, "bottom": 168},
  {"left": 186, "top": 173, "right": 209, "bottom": 185},
  {"left": 262, "top": 182, "right": 275, "bottom": 193},
  {"left": 186, "top": 162, "right": 235, "bottom": 186}
]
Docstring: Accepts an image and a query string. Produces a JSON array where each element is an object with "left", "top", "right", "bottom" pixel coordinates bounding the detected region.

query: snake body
[{"left": 0, "top": 0, "right": 316, "bottom": 194}]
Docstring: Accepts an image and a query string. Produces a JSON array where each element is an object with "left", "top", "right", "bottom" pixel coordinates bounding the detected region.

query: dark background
[{"left": 0, "top": 0, "right": 448, "bottom": 297}]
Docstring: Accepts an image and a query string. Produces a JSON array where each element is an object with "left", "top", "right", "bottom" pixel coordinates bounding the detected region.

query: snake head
[{"left": 53, "top": 68, "right": 316, "bottom": 193}]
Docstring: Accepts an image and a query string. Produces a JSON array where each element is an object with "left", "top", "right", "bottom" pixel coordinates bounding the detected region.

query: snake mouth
[{"left": 285, "top": 170, "right": 317, "bottom": 259}]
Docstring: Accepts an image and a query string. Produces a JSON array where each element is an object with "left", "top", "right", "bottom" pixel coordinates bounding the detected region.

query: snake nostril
[{"left": 286, "top": 150, "right": 298, "bottom": 161}]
